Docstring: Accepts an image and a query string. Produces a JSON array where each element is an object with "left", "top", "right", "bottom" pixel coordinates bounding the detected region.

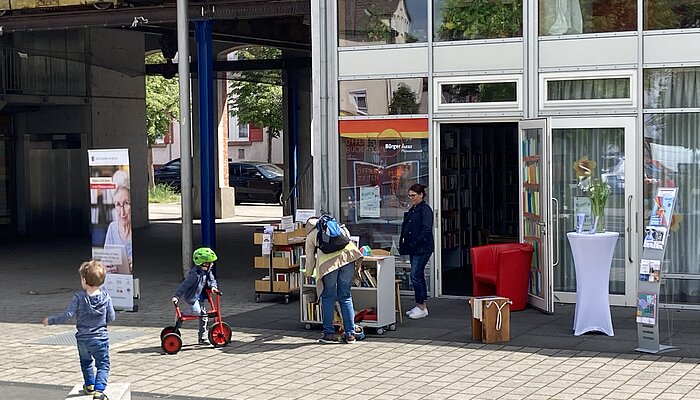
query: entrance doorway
[
  {"left": 0, "top": 114, "right": 13, "bottom": 235},
  {"left": 439, "top": 123, "right": 520, "bottom": 296}
]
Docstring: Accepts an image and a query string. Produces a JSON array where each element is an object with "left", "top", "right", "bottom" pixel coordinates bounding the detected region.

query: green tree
[
  {"left": 227, "top": 47, "right": 283, "bottom": 163},
  {"left": 145, "top": 52, "right": 179, "bottom": 188},
  {"left": 389, "top": 84, "right": 420, "bottom": 114}
]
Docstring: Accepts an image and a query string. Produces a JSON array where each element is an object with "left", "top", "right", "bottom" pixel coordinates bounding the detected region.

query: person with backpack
[
  {"left": 399, "top": 183, "right": 434, "bottom": 319},
  {"left": 304, "top": 215, "right": 363, "bottom": 344}
]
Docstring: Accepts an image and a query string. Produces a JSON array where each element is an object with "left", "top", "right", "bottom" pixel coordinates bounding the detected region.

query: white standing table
[{"left": 566, "top": 232, "right": 619, "bottom": 336}]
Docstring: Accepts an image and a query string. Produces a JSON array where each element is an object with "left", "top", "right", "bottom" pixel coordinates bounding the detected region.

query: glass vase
[{"left": 592, "top": 206, "right": 606, "bottom": 233}]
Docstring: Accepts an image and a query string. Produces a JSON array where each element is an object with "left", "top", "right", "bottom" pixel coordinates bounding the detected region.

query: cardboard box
[
  {"left": 470, "top": 297, "right": 511, "bottom": 343},
  {"left": 255, "top": 279, "right": 272, "bottom": 292},
  {"left": 254, "top": 228, "right": 306, "bottom": 245},
  {"left": 272, "top": 281, "right": 290, "bottom": 293},
  {"left": 254, "top": 256, "right": 296, "bottom": 269}
]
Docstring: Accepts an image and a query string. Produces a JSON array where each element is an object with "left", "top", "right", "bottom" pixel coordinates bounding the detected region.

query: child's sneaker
[
  {"left": 198, "top": 337, "right": 210, "bottom": 345},
  {"left": 318, "top": 333, "right": 339, "bottom": 344},
  {"left": 93, "top": 392, "right": 109, "bottom": 400},
  {"left": 82, "top": 384, "right": 95, "bottom": 395},
  {"left": 344, "top": 334, "right": 356, "bottom": 344}
]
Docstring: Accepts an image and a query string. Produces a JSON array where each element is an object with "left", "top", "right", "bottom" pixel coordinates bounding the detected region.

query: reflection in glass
[
  {"left": 433, "top": 0, "right": 522, "bottom": 41},
  {"left": 339, "top": 78, "right": 428, "bottom": 116},
  {"left": 644, "top": 113, "right": 700, "bottom": 303},
  {"left": 338, "top": 0, "right": 428, "bottom": 46},
  {"left": 539, "top": 0, "right": 636, "bottom": 36},
  {"left": 551, "top": 128, "right": 626, "bottom": 294},
  {"left": 645, "top": 0, "right": 700, "bottom": 30},
  {"left": 338, "top": 118, "right": 430, "bottom": 290},
  {"left": 547, "top": 78, "right": 630, "bottom": 101},
  {"left": 644, "top": 68, "right": 700, "bottom": 109},
  {"left": 440, "top": 82, "right": 517, "bottom": 104}
]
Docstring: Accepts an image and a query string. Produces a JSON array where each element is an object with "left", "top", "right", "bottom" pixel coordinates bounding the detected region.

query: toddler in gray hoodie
[{"left": 44, "top": 260, "right": 116, "bottom": 400}]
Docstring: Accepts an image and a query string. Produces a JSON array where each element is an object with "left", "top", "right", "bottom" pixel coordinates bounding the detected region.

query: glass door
[
  {"left": 0, "top": 114, "right": 13, "bottom": 235},
  {"left": 550, "top": 117, "right": 639, "bottom": 306},
  {"left": 519, "top": 119, "right": 554, "bottom": 313}
]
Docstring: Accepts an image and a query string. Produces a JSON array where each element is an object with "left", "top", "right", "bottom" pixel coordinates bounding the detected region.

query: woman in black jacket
[{"left": 399, "top": 183, "right": 434, "bottom": 319}]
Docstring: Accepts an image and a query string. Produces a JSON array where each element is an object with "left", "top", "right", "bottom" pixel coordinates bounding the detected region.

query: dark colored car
[
  {"left": 154, "top": 158, "right": 182, "bottom": 191},
  {"left": 230, "top": 161, "right": 284, "bottom": 205},
  {"left": 154, "top": 158, "right": 284, "bottom": 205}
]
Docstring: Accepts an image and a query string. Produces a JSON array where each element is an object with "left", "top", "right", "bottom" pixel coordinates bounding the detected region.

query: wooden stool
[{"left": 395, "top": 279, "right": 403, "bottom": 323}]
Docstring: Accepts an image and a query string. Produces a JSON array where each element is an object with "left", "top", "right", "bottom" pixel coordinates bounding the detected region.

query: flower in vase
[
  {"left": 573, "top": 156, "right": 597, "bottom": 177},
  {"left": 573, "top": 156, "right": 597, "bottom": 190},
  {"left": 585, "top": 178, "right": 612, "bottom": 232}
]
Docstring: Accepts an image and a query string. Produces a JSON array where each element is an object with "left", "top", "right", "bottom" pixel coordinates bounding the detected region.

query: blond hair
[{"left": 79, "top": 260, "right": 106, "bottom": 287}]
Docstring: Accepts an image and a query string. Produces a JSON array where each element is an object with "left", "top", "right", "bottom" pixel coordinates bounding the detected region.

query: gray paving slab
[{"left": 2, "top": 203, "right": 700, "bottom": 398}]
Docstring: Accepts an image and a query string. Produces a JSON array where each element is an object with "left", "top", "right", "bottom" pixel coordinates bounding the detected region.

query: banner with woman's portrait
[{"left": 88, "top": 149, "right": 134, "bottom": 310}]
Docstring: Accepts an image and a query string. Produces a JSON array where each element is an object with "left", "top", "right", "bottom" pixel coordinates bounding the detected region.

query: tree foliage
[
  {"left": 227, "top": 47, "right": 283, "bottom": 139},
  {"left": 389, "top": 84, "right": 420, "bottom": 114},
  {"left": 145, "top": 53, "right": 179, "bottom": 145}
]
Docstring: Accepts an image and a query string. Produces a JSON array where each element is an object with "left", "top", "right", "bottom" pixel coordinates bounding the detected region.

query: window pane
[
  {"left": 434, "top": 0, "right": 522, "bottom": 41},
  {"left": 547, "top": 78, "right": 630, "bottom": 101},
  {"left": 440, "top": 82, "right": 517, "bottom": 104},
  {"left": 644, "top": 68, "right": 700, "bottom": 109},
  {"left": 339, "top": 78, "right": 428, "bottom": 116},
  {"left": 539, "top": 0, "right": 637, "bottom": 36},
  {"left": 338, "top": 0, "right": 428, "bottom": 46},
  {"left": 645, "top": 0, "right": 700, "bottom": 30},
  {"left": 643, "top": 113, "right": 700, "bottom": 304},
  {"left": 339, "top": 118, "right": 430, "bottom": 255}
]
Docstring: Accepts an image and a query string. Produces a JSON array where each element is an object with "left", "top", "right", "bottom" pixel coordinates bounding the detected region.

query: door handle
[
  {"left": 627, "top": 195, "right": 633, "bottom": 263},
  {"left": 552, "top": 197, "right": 559, "bottom": 267}
]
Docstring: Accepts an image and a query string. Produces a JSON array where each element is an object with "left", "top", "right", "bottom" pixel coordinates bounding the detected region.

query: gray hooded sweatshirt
[{"left": 48, "top": 290, "right": 116, "bottom": 340}]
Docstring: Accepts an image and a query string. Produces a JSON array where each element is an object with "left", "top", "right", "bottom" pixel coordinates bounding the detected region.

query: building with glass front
[{"left": 310, "top": 0, "right": 700, "bottom": 312}]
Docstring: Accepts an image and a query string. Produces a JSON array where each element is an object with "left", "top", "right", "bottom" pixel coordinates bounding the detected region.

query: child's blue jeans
[
  {"left": 188, "top": 300, "right": 208, "bottom": 339},
  {"left": 77, "top": 337, "right": 110, "bottom": 392}
]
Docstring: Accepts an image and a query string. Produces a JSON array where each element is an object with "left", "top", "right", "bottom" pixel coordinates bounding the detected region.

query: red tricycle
[{"left": 160, "top": 289, "right": 232, "bottom": 354}]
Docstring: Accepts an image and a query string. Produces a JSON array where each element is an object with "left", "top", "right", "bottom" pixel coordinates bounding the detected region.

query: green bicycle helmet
[{"left": 193, "top": 247, "right": 218, "bottom": 266}]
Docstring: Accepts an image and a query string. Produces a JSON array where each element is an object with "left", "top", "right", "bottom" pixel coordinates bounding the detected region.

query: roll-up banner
[{"left": 88, "top": 149, "right": 135, "bottom": 311}]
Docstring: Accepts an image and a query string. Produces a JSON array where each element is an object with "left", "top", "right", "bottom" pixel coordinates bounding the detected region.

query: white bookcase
[{"left": 299, "top": 255, "right": 397, "bottom": 335}]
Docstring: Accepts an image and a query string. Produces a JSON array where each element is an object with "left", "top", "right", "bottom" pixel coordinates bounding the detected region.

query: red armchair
[{"left": 471, "top": 243, "right": 534, "bottom": 311}]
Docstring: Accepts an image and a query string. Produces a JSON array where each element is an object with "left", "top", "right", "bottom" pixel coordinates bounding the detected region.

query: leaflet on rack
[{"left": 639, "top": 259, "right": 661, "bottom": 283}]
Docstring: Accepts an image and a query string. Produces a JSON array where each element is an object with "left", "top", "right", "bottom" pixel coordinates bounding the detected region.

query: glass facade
[
  {"left": 645, "top": 0, "right": 700, "bottom": 30},
  {"left": 338, "top": 0, "right": 429, "bottom": 46},
  {"left": 539, "top": 0, "right": 637, "bottom": 36},
  {"left": 339, "top": 78, "right": 429, "bottom": 116},
  {"left": 433, "top": 0, "right": 522, "bottom": 41},
  {"left": 333, "top": 1, "right": 700, "bottom": 305}
]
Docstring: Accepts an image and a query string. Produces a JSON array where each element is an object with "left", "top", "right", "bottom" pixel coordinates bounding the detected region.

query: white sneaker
[
  {"left": 406, "top": 306, "right": 419, "bottom": 316},
  {"left": 408, "top": 307, "right": 428, "bottom": 319}
]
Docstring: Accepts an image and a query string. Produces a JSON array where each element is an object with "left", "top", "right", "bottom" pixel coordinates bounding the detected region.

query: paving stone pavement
[
  {"left": 3, "top": 321, "right": 700, "bottom": 399},
  {"left": 2, "top": 204, "right": 700, "bottom": 399}
]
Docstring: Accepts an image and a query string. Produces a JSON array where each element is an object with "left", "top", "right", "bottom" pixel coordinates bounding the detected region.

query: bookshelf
[
  {"left": 253, "top": 228, "right": 305, "bottom": 304},
  {"left": 440, "top": 124, "right": 519, "bottom": 296},
  {"left": 299, "top": 255, "right": 397, "bottom": 335},
  {"left": 521, "top": 132, "right": 543, "bottom": 297}
]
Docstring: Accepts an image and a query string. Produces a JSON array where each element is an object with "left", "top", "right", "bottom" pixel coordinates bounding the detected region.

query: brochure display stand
[{"left": 636, "top": 188, "right": 678, "bottom": 354}]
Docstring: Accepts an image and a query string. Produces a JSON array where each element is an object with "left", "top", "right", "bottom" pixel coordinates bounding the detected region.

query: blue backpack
[{"left": 316, "top": 214, "right": 350, "bottom": 254}]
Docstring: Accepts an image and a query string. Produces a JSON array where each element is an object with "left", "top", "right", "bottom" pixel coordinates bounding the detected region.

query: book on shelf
[
  {"left": 522, "top": 137, "right": 539, "bottom": 157},
  {"left": 523, "top": 164, "right": 539, "bottom": 184},
  {"left": 363, "top": 269, "right": 377, "bottom": 288}
]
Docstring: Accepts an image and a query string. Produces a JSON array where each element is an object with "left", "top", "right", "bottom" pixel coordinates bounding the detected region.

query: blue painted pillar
[
  {"left": 195, "top": 19, "right": 216, "bottom": 250},
  {"left": 288, "top": 68, "right": 299, "bottom": 214}
]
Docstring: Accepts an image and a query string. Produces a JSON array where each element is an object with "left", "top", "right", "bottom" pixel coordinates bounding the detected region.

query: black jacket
[{"left": 399, "top": 201, "right": 434, "bottom": 255}]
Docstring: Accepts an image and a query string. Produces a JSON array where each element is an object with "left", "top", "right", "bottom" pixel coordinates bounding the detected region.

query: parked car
[
  {"left": 230, "top": 161, "right": 284, "bottom": 205},
  {"left": 154, "top": 158, "right": 182, "bottom": 191},
  {"left": 154, "top": 158, "right": 284, "bottom": 205}
]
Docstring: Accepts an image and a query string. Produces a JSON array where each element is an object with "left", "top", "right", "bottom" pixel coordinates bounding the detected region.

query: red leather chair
[{"left": 471, "top": 243, "right": 534, "bottom": 311}]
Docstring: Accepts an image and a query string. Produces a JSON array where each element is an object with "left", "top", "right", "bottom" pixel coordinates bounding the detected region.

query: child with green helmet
[{"left": 171, "top": 247, "right": 220, "bottom": 344}]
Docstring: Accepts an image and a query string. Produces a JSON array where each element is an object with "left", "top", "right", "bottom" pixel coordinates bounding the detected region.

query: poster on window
[
  {"left": 359, "top": 186, "right": 381, "bottom": 218},
  {"left": 340, "top": 118, "right": 429, "bottom": 224},
  {"left": 88, "top": 149, "right": 134, "bottom": 311}
]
